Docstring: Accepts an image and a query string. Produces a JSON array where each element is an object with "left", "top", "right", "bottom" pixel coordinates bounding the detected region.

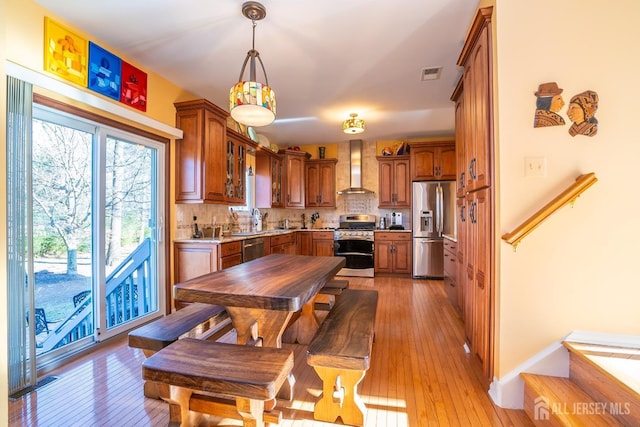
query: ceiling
[{"left": 36, "top": 0, "right": 478, "bottom": 146}]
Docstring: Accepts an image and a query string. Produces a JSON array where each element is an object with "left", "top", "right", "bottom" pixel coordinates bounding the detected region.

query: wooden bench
[
  {"left": 142, "top": 338, "right": 294, "bottom": 427},
  {"left": 315, "top": 279, "right": 350, "bottom": 311},
  {"left": 128, "top": 302, "right": 232, "bottom": 398},
  {"left": 307, "top": 288, "right": 378, "bottom": 426}
]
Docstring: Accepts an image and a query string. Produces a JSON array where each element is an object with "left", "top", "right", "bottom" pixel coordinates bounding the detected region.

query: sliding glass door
[{"left": 28, "top": 105, "right": 164, "bottom": 362}]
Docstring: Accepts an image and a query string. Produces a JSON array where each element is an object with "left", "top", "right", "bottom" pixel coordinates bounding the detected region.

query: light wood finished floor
[{"left": 9, "top": 276, "right": 533, "bottom": 426}]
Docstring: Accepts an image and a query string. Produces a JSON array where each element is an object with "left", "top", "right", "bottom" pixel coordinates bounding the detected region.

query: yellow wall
[
  {"left": 1, "top": 1, "right": 200, "bottom": 415},
  {"left": 494, "top": 0, "right": 640, "bottom": 377}
]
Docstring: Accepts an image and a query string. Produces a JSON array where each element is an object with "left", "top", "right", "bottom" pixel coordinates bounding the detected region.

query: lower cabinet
[
  {"left": 374, "top": 232, "right": 412, "bottom": 275},
  {"left": 312, "top": 231, "right": 335, "bottom": 256},
  {"left": 443, "top": 237, "right": 459, "bottom": 310},
  {"left": 270, "top": 233, "right": 296, "bottom": 255},
  {"left": 297, "top": 231, "right": 313, "bottom": 255},
  {"left": 173, "top": 242, "right": 219, "bottom": 309},
  {"left": 219, "top": 241, "right": 242, "bottom": 269}
]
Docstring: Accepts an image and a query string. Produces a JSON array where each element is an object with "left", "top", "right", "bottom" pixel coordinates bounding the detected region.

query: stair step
[
  {"left": 564, "top": 341, "right": 640, "bottom": 426},
  {"left": 521, "top": 373, "right": 623, "bottom": 426}
]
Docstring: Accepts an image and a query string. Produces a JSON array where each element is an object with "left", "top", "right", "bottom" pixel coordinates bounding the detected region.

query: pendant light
[
  {"left": 229, "top": 2, "right": 276, "bottom": 127},
  {"left": 343, "top": 113, "right": 365, "bottom": 134}
]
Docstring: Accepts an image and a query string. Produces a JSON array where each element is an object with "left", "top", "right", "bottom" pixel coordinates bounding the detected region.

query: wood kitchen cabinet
[
  {"left": 219, "top": 240, "right": 242, "bottom": 270},
  {"left": 377, "top": 156, "right": 411, "bottom": 208},
  {"left": 270, "top": 232, "right": 296, "bottom": 255},
  {"left": 410, "top": 141, "right": 456, "bottom": 181},
  {"left": 305, "top": 159, "right": 337, "bottom": 208},
  {"left": 374, "top": 232, "right": 412, "bottom": 275},
  {"left": 174, "top": 241, "right": 219, "bottom": 309},
  {"left": 224, "top": 130, "right": 248, "bottom": 205},
  {"left": 174, "top": 99, "right": 228, "bottom": 203},
  {"left": 312, "top": 231, "right": 335, "bottom": 256},
  {"left": 452, "top": 80, "right": 467, "bottom": 198},
  {"left": 255, "top": 147, "right": 283, "bottom": 208},
  {"left": 279, "top": 149, "right": 310, "bottom": 208},
  {"left": 297, "top": 231, "right": 312, "bottom": 255},
  {"left": 460, "top": 11, "right": 492, "bottom": 193},
  {"left": 443, "top": 237, "right": 459, "bottom": 310},
  {"left": 174, "top": 242, "right": 219, "bottom": 284},
  {"left": 453, "top": 5, "right": 494, "bottom": 382}
]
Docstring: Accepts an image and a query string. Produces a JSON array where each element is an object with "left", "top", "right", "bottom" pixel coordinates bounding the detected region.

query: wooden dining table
[{"left": 173, "top": 253, "right": 345, "bottom": 400}]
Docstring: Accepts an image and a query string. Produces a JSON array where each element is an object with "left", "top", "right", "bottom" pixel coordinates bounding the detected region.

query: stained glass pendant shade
[{"left": 229, "top": 2, "right": 276, "bottom": 127}]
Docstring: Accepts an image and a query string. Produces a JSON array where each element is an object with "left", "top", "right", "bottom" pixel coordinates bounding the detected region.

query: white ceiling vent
[{"left": 421, "top": 67, "right": 442, "bottom": 81}]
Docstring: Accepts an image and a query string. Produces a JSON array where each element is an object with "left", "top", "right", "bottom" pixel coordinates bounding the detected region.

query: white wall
[{"left": 494, "top": 0, "right": 640, "bottom": 377}]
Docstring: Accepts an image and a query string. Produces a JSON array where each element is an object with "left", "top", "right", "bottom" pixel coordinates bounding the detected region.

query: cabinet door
[
  {"left": 471, "top": 188, "right": 491, "bottom": 378},
  {"left": 412, "top": 146, "right": 437, "bottom": 180},
  {"left": 391, "top": 239, "right": 412, "bottom": 274},
  {"left": 283, "top": 152, "right": 306, "bottom": 208},
  {"left": 297, "top": 231, "right": 313, "bottom": 255},
  {"left": 175, "top": 102, "right": 227, "bottom": 203},
  {"left": 305, "top": 162, "right": 320, "bottom": 207},
  {"left": 378, "top": 159, "right": 394, "bottom": 207},
  {"left": 393, "top": 159, "right": 411, "bottom": 207},
  {"left": 318, "top": 162, "right": 336, "bottom": 207},
  {"left": 313, "top": 239, "right": 334, "bottom": 257},
  {"left": 374, "top": 240, "right": 393, "bottom": 273},
  {"left": 174, "top": 243, "right": 219, "bottom": 284},
  {"left": 225, "top": 135, "right": 246, "bottom": 204},
  {"left": 255, "top": 149, "right": 282, "bottom": 209},
  {"left": 454, "top": 96, "right": 467, "bottom": 198},
  {"left": 438, "top": 145, "right": 457, "bottom": 180},
  {"left": 465, "top": 24, "right": 491, "bottom": 192}
]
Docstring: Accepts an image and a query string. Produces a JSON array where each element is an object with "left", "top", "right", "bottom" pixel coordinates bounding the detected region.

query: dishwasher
[{"left": 242, "top": 237, "right": 265, "bottom": 262}]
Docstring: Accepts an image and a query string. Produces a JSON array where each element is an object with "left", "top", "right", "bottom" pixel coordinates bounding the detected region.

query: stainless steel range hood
[{"left": 337, "top": 139, "right": 375, "bottom": 195}]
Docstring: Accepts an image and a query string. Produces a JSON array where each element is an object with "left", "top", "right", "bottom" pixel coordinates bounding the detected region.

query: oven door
[{"left": 334, "top": 239, "right": 374, "bottom": 269}]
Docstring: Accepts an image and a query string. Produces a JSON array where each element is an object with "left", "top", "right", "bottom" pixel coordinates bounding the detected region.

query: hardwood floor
[{"left": 8, "top": 276, "right": 533, "bottom": 426}]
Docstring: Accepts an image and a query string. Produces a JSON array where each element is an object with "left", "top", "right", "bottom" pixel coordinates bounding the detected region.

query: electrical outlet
[{"left": 524, "top": 157, "right": 546, "bottom": 177}]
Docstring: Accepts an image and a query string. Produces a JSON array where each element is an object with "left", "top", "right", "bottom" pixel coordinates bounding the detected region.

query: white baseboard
[{"left": 488, "top": 340, "right": 570, "bottom": 409}]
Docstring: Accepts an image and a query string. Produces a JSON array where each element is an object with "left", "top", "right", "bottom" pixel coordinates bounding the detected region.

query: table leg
[{"left": 283, "top": 298, "right": 320, "bottom": 345}]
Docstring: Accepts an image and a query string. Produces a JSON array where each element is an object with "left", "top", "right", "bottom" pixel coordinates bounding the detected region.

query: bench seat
[
  {"left": 315, "top": 279, "right": 350, "bottom": 311},
  {"left": 128, "top": 302, "right": 232, "bottom": 398},
  {"left": 307, "top": 289, "right": 378, "bottom": 426},
  {"left": 142, "top": 338, "right": 294, "bottom": 427}
]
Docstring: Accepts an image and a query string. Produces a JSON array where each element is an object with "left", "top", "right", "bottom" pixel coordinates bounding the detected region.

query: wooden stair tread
[
  {"left": 564, "top": 341, "right": 640, "bottom": 396},
  {"left": 521, "top": 373, "right": 622, "bottom": 426}
]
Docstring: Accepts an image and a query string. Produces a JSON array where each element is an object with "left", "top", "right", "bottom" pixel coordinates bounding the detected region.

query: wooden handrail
[{"left": 502, "top": 172, "right": 598, "bottom": 250}]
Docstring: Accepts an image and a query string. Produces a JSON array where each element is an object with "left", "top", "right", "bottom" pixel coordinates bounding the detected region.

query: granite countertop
[
  {"left": 443, "top": 234, "right": 457, "bottom": 242},
  {"left": 374, "top": 229, "right": 412, "bottom": 233},
  {"left": 174, "top": 227, "right": 333, "bottom": 244}
]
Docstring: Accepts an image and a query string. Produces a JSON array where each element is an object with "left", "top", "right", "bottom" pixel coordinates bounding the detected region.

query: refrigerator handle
[{"left": 436, "top": 185, "right": 443, "bottom": 233}]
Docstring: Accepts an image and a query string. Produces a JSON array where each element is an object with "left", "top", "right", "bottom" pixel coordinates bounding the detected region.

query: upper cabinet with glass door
[{"left": 174, "top": 99, "right": 257, "bottom": 205}]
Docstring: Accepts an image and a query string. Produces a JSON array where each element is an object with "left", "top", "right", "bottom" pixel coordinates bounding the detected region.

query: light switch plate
[{"left": 524, "top": 157, "right": 547, "bottom": 177}]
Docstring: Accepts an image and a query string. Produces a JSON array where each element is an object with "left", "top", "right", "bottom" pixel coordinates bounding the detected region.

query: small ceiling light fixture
[
  {"left": 229, "top": 1, "right": 276, "bottom": 127},
  {"left": 343, "top": 113, "right": 365, "bottom": 134}
]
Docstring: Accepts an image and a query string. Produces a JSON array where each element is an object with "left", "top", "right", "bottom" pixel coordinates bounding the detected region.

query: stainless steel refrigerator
[{"left": 412, "top": 181, "right": 456, "bottom": 278}]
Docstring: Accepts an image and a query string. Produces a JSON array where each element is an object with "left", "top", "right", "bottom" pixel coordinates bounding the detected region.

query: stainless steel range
[{"left": 334, "top": 214, "right": 376, "bottom": 277}]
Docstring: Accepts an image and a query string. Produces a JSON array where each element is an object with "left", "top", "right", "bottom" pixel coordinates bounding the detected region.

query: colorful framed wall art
[
  {"left": 120, "top": 61, "right": 148, "bottom": 112},
  {"left": 44, "top": 17, "right": 88, "bottom": 87},
  {"left": 88, "top": 42, "right": 122, "bottom": 100}
]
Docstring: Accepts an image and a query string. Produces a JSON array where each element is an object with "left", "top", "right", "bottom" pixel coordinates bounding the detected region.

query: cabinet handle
[
  {"left": 460, "top": 205, "right": 466, "bottom": 222},
  {"left": 287, "top": 194, "right": 291, "bottom": 203},
  {"left": 470, "top": 201, "right": 477, "bottom": 224},
  {"left": 469, "top": 158, "right": 477, "bottom": 180},
  {"left": 459, "top": 172, "right": 465, "bottom": 189}
]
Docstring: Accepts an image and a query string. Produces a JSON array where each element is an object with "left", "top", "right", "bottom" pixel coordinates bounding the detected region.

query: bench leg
[
  {"left": 167, "top": 385, "right": 193, "bottom": 426},
  {"left": 236, "top": 397, "right": 265, "bottom": 427},
  {"left": 312, "top": 366, "right": 367, "bottom": 427}
]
